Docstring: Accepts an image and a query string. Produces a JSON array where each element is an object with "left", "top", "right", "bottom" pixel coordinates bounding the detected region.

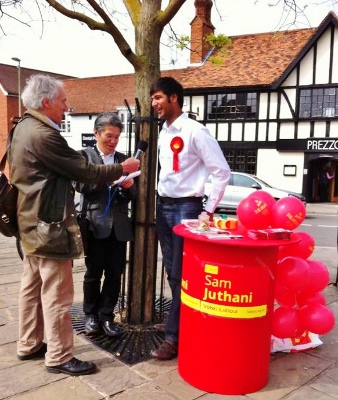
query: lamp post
[{"left": 11, "top": 57, "right": 21, "bottom": 117}]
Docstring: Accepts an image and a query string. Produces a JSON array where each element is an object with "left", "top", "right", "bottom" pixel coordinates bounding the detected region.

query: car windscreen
[{"left": 250, "top": 175, "right": 273, "bottom": 188}]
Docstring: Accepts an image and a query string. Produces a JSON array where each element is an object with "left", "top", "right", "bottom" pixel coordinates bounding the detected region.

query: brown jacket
[{"left": 8, "top": 110, "right": 124, "bottom": 259}]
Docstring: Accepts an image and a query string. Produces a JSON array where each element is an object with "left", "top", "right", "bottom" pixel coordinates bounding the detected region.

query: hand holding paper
[{"left": 113, "top": 170, "right": 141, "bottom": 186}]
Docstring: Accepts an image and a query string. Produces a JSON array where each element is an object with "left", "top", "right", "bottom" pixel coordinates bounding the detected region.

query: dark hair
[
  {"left": 94, "top": 112, "right": 123, "bottom": 132},
  {"left": 150, "top": 77, "right": 184, "bottom": 108}
]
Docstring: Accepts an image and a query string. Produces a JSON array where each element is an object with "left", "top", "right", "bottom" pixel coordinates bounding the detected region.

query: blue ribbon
[{"left": 98, "top": 184, "right": 118, "bottom": 220}]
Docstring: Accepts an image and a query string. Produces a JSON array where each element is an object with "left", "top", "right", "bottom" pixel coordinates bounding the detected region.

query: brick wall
[
  {"left": 190, "top": 0, "right": 214, "bottom": 64},
  {"left": 0, "top": 95, "right": 20, "bottom": 176}
]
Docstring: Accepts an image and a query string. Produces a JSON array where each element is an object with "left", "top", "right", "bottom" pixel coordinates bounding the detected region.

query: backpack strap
[{"left": 0, "top": 117, "right": 25, "bottom": 172}]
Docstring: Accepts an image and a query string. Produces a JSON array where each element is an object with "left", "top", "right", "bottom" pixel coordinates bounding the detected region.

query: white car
[{"left": 204, "top": 172, "right": 306, "bottom": 212}]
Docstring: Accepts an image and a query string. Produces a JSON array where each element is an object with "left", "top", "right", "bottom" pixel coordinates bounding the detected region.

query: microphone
[{"left": 134, "top": 140, "right": 148, "bottom": 159}]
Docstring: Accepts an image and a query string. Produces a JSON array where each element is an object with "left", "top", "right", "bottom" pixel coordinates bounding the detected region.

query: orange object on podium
[{"left": 173, "top": 224, "right": 300, "bottom": 395}]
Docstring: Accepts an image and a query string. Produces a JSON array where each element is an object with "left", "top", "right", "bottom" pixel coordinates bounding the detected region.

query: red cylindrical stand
[{"left": 174, "top": 225, "right": 299, "bottom": 395}]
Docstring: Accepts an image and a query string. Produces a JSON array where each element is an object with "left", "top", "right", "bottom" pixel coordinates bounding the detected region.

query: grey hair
[
  {"left": 94, "top": 112, "right": 123, "bottom": 132},
  {"left": 21, "top": 74, "right": 64, "bottom": 110}
]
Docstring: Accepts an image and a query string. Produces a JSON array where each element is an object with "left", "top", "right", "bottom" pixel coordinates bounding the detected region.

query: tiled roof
[
  {"left": 181, "top": 28, "right": 316, "bottom": 89},
  {"left": 0, "top": 63, "right": 75, "bottom": 95},
  {"left": 64, "top": 27, "right": 316, "bottom": 113},
  {"left": 2, "top": 11, "right": 338, "bottom": 114},
  {"left": 64, "top": 70, "right": 182, "bottom": 114}
]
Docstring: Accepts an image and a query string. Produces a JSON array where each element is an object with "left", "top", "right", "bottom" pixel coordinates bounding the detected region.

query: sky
[{"left": 0, "top": 0, "right": 337, "bottom": 78}]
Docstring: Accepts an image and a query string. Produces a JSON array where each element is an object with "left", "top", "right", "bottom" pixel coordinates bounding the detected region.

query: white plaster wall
[
  {"left": 329, "top": 121, "right": 338, "bottom": 137},
  {"left": 191, "top": 96, "right": 205, "bottom": 120},
  {"left": 257, "top": 122, "right": 267, "bottom": 141},
  {"left": 299, "top": 48, "right": 314, "bottom": 85},
  {"left": 63, "top": 115, "right": 96, "bottom": 150},
  {"left": 332, "top": 29, "right": 338, "bottom": 82},
  {"left": 282, "top": 69, "right": 297, "bottom": 87},
  {"left": 269, "top": 93, "right": 278, "bottom": 120},
  {"left": 230, "top": 123, "right": 243, "bottom": 141},
  {"left": 315, "top": 29, "right": 331, "bottom": 84},
  {"left": 256, "top": 149, "right": 304, "bottom": 193},
  {"left": 268, "top": 123, "right": 278, "bottom": 141},
  {"left": 279, "top": 122, "right": 296, "bottom": 139},
  {"left": 297, "top": 122, "right": 311, "bottom": 139},
  {"left": 313, "top": 121, "right": 327, "bottom": 138},
  {"left": 259, "top": 93, "right": 268, "bottom": 119},
  {"left": 216, "top": 123, "right": 229, "bottom": 141},
  {"left": 279, "top": 89, "right": 296, "bottom": 118},
  {"left": 243, "top": 122, "right": 256, "bottom": 141}
]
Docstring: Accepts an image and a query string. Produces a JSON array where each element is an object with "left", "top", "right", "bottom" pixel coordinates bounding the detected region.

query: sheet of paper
[{"left": 112, "top": 170, "right": 141, "bottom": 185}]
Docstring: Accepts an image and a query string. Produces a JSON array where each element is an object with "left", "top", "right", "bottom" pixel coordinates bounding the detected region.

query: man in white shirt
[{"left": 150, "top": 77, "right": 231, "bottom": 360}]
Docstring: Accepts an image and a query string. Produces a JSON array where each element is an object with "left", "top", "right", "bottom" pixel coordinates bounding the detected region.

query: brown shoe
[
  {"left": 151, "top": 340, "right": 177, "bottom": 360},
  {"left": 154, "top": 323, "right": 166, "bottom": 333}
]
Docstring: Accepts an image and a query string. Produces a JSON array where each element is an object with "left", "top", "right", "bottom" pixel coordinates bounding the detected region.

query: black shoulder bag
[{"left": 0, "top": 125, "right": 19, "bottom": 237}]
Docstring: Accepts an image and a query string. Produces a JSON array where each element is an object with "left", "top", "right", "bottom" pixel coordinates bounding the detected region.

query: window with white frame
[
  {"left": 61, "top": 112, "right": 71, "bottom": 136},
  {"left": 117, "top": 109, "right": 136, "bottom": 155}
]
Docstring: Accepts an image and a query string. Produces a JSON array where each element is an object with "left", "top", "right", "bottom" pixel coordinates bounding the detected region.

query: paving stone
[
  {"left": 152, "top": 368, "right": 205, "bottom": 400},
  {"left": 309, "top": 364, "right": 338, "bottom": 398},
  {"left": 111, "top": 382, "right": 184, "bottom": 399},
  {"left": 1, "top": 378, "right": 103, "bottom": 400},
  {"left": 0, "top": 360, "right": 64, "bottom": 399}
]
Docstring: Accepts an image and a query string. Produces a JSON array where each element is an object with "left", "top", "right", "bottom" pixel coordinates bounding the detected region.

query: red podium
[{"left": 173, "top": 224, "right": 300, "bottom": 395}]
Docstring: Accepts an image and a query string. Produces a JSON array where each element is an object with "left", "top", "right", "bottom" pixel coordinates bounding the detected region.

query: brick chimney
[{"left": 190, "top": 0, "right": 215, "bottom": 64}]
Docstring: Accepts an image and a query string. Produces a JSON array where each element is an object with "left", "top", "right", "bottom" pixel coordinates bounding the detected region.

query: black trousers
[{"left": 83, "top": 229, "right": 127, "bottom": 322}]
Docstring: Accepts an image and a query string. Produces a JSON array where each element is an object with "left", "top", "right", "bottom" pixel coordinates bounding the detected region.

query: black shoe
[
  {"left": 17, "top": 343, "right": 47, "bottom": 361},
  {"left": 101, "top": 320, "right": 125, "bottom": 337},
  {"left": 46, "top": 357, "right": 97, "bottom": 376},
  {"left": 85, "top": 315, "right": 100, "bottom": 334}
]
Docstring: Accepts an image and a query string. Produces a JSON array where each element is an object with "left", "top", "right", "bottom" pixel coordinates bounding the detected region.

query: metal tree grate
[{"left": 70, "top": 297, "right": 171, "bottom": 365}]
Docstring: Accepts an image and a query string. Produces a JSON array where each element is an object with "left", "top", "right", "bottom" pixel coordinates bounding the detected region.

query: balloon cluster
[
  {"left": 237, "top": 190, "right": 335, "bottom": 339},
  {"left": 273, "top": 257, "right": 334, "bottom": 338},
  {"left": 237, "top": 191, "right": 306, "bottom": 230}
]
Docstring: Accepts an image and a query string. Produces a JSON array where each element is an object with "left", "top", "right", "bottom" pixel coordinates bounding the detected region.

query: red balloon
[
  {"left": 272, "top": 307, "right": 303, "bottom": 338},
  {"left": 236, "top": 194, "right": 273, "bottom": 229},
  {"left": 278, "top": 231, "right": 315, "bottom": 260},
  {"left": 276, "top": 256, "right": 310, "bottom": 291},
  {"left": 297, "top": 291, "right": 326, "bottom": 308},
  {"left": 271, "top": 197, "right": 306, "bottom": 230},
  {"left": 275, "top": 282, "right": 297, "bottom": 307},
  {"left": 304, "top": 260, "right": 330, "bottom": 293},
  {"left": 298, "top": 304, "right": 335, "bottom": 335},
  {"left": 248, "top": 190, "right": 276, "bottom": 208}
]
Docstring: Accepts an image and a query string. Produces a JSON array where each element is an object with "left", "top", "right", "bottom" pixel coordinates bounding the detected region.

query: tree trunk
[{"left": 127, "top": 11, "right": 161, "bottom": 324}]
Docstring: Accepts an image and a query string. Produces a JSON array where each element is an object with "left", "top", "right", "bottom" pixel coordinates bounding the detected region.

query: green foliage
[
  {"left": 205, "top": 33, "right": 232, "bottom": 65},
  {"left": 205, "top": 33, "right": 232, "bottom": 48},
  {"left": 208, "top": 55, "right": 225, "bottom": 66},
  {"left": 176, "top": 35, "right": 190, "bottom": 51},
  {"left": 175, "top": 32, "right": 232, "bottom": 66}
]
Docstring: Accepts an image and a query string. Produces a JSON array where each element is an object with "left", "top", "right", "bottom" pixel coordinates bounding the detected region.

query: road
[
  {"left": 217, "top": 210, "right": 337, "bottom": 248},
  {"left": 297, "top": 213, "right": 337, "bottom": 248}
]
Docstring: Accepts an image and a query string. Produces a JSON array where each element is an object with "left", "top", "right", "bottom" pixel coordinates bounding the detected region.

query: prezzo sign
[
  {"left": 277, "top": 138, "right": 338, "bottom": 152},
  {"left": 307, "top": 139, "right": 338, "bottom": 151}
]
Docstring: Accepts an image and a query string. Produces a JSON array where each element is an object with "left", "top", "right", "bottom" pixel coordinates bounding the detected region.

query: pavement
[{"left": 1, "top": 202, "right": 338, "bottom": 400}]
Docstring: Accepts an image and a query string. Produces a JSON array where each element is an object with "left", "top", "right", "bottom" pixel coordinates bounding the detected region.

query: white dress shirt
[{"left": 157, "top": 113, "right": 231, "bottom": 213}]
